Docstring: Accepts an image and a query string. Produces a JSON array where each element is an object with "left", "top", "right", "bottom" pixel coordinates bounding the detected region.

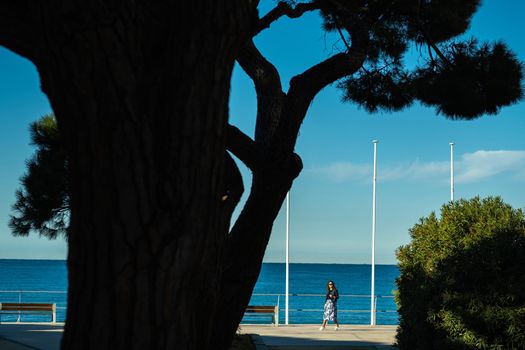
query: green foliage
[
  {"left": 416, "top": 40, "right": 524, "bottom": 119},
  {"left": 316, "top": 0, "right": 523, "bottom": 118},
  {"left": 340, "top": 64, "right": 414, "bottom": 112},
  {"left": 402, "top": 0, "right": 481, "bottom": 43},
  {"left": 9, "top": 114, "right": 69, "bottom": 239},
  {"left": 396, "top": 197, "right": 525, "bottom": 349}
]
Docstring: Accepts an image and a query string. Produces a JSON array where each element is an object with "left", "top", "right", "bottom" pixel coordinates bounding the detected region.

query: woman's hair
[{"left": 326, "top": 280, "right": 335, "bottom": 293}]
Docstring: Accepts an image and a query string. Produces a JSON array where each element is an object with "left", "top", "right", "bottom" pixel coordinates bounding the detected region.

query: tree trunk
[
  {"left": 11, "top": 2, "right": 256, "bottom": 349},
  {"left": 212, "top": 163, "right": 301, "bottom": 348}
]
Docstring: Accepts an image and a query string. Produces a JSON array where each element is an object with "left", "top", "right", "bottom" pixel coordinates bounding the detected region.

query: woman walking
[{"left": 320, "top": 280, "right": 340, "bottom": 331}]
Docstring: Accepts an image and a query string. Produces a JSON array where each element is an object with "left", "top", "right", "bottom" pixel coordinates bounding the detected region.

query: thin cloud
[
  {"left": 309, "top": 162, "right": 370, "bottom": 182},
  {"left": 456, "top": 150, "right": 525, "bottom": 183},
  {"left": 310, "top": 150, "right": 525, "bottom": 184},
  {"left": 379, "top": 160, "right": 449, "bottom": 181}
]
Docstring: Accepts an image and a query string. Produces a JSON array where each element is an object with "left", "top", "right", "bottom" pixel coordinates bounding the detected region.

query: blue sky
[{"left": 1, "top": 0, "right": 524, "bottom": 263}]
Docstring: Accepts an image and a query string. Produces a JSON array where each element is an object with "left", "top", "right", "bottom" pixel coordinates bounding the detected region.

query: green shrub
[{"left": 396, "top": 196, "right": 525, "bottom": 349}]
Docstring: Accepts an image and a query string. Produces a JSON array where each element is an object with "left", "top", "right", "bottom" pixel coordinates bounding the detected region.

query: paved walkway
[
  {"left": 241, "top": 324, "right": 397, "bottom": 349},
  {"left": 0, "top": 323, "right": 63, "bottom": 350},
  {"left": 0, "top": 323, "right": 397, "bottom": 349}
]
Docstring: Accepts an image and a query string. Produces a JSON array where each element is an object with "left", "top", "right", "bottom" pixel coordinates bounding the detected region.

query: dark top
[{"left": 326, "top": 288, "right": 339, "bottom": 303}]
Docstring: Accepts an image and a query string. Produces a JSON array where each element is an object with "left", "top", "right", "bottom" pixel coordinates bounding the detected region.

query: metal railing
[
  {"left": 243, "top": 293, "right": 397, "bottom": 325},
  {"left": 0, "top": 290, "right": 398, "bottom": 325}
]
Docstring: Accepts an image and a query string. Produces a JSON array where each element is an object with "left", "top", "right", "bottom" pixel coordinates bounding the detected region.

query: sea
[{"left": 0, "top": 260, "right": 399, "bottom": 325}]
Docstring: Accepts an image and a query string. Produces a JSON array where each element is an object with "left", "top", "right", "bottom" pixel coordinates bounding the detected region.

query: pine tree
[
  {"left": 1, "top": 1, "right": 522, "bottom": 349},
  {"left": 10, "top": 115, "right": 68, "bottom": 239}
]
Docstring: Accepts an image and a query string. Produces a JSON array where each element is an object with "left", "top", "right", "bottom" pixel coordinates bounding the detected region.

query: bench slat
[
  {"left": 1, "top": 303, "right": 54, "bottom": 311},
  {"left": 1, "top": 307, "right": 53, "bottom": 311},
  {"left": 2, "top": 303, "right": 54, "bottom": 307},
  {"left": 245, "top": 306, "right": 275, "bottom": 313}
]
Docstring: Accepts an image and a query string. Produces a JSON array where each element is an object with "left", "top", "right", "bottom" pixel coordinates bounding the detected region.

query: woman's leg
[
  {"left": 320, "top": 319, "right": 328, "bottom": 330},
  {"left": 334, "top": 306, "right": 340, "bottom": 329}
]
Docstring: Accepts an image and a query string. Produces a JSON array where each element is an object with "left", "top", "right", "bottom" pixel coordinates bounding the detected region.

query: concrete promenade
[
  {"left": 242, "top": 324, "right": 397, "bottom": 349},
  {"left": 0, "top": 323, "right": 397, "bottom": 349},
  {"left": 0, "top": 323, "right": 64, "bottom": 350}
]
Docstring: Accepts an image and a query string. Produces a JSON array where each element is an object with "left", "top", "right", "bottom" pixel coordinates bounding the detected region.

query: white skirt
[{"left": 323, "top": 299, "right": 337, "bottom": 321}]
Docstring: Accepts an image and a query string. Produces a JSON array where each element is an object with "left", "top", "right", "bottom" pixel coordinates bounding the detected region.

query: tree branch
[
  {"left": 226, "top": 124, "right": 259, "bottom": 171},
  {"left": 287, "top": 49, "right": 366, "bottom": 117},
  {"left": 256, "top": 1, "right": 321, "bottom": 35},
  {"left": 420, "top": 28, "right": 453, "bottom": 67},
  {"left": 264, "top": 27, "right": 368, "bottom": 156},
  {"left": 0, "top": 1, "right": 40, "bottom": 59},
  {"left": 236, "top": 40, "right": 286, "bottom": 148},
  {"left": 287, "top": 24, "right": 368, "bottom": 115},
  {"left": 237, "top": 40, "right": 283, "bottom": 96},
  {"left": 336, "top": 25, "right": 352, "bottom": 52}
]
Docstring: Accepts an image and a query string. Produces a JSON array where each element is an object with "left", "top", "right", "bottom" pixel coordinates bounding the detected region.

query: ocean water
[
  {"left": 0, "top": 259, "right": 68, "bottom": 323},
  {"left": 248, "top": 263, "right": 399, "bottom": 325},
  {"left": 0, "top": 260, "right": 399, "bottom": 325}
]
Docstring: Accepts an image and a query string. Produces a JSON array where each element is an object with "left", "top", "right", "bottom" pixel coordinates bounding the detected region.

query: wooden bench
[
  {"left": 245, "top": 305, "right": 279, "bottom": 326},
  {"left": 0, "top": 303, "right": 56, "bottom": 323}
]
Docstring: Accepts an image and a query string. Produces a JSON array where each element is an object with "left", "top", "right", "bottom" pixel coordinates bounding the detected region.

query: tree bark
[{"left": 2, "top": 2, "right": 255, "bottom": 349}]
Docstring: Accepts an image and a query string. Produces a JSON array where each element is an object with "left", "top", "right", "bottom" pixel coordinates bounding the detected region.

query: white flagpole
[
  {"left": 371, "top": 140, "right": 378, "bottom": 326},
  {"left": 450, "top": 142, "right": 455, "bottom": 202},
  {"left": 285, "top": 191, "right": 290, "bottom": 325}
]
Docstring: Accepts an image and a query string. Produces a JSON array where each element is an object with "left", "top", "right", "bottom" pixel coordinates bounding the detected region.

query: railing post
[
  {"left": 17, "top": 290, "right": 21, "bottom": 323},
  {"left": 374, "top": 295, "right": 379, "bottom": 326},
  {"left": 276, "top": 294, "right": 280, "bottom": 326}
]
